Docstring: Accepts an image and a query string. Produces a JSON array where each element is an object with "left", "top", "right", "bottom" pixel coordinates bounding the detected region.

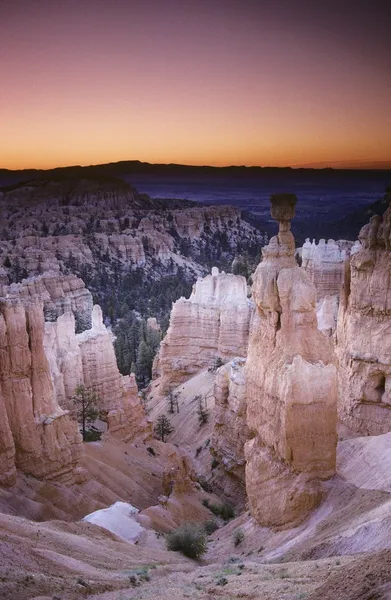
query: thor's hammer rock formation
[{"left": 245, "top": 194, "right": 338, "bottom": 528}]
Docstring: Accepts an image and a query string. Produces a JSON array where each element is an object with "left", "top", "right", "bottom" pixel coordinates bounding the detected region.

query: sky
[{"left": 1, "top": 0, "right": 391, "bottom": 170}]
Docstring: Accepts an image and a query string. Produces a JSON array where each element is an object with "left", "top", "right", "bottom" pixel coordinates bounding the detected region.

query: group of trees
[{"left": 114, "top": 314, "right": 161, "bottom": 386}]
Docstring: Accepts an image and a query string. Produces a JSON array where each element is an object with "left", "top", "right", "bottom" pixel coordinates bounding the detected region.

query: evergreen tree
[
  {"left": 136, "top": 339, "right": 152, "bottom": 385},
  {"left": 155, "top": 415, "right": 174, "bottom": 442},
  {"left": 71, "top": 385, "right": 101, "bottom": 442}
]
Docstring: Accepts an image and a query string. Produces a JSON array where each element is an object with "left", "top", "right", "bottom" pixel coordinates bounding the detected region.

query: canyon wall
[
  {"left": 210, "top": 357, "right": 248, "bottom": 506},
  {"left": 45, "top": 304, "right": 150, "bottom": 442},
  {"left": 245, "top": 194, "right": 338, "bottom": 528},
  {"left": 0, "top": 297, "right": 82, "bottom": 486},
  {"left": 157, "top": 267, "right": 253, "bottom": 391},
  {"left": 336, "top": 202, "right": 391, "bottom": 435},
  {"left": 0, "top": 178, "right": 264, "bottom": 288},
  {"left": 0, "top": 273, "right": 150, "bottom": 487},
  {"left": 301, "top": 238, "right": 349, "bottom": 299}
]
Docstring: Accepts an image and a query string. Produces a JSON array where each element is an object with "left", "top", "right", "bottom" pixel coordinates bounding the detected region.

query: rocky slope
[
  {"left": 157, "top": 267, "right": 253, "bottom": 392},
  {"left": 336, "top": 199, "right": 391, "bottom": 435},
  {"left": 245, "top": 194, "right": 338, "bottom": 528}
]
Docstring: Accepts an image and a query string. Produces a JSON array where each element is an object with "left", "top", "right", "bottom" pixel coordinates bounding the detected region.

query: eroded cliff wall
[
  {"left": 0, "top": 297, "right": 82, "bottom": 486},
  {"left": 336, "top": 201, "right": 391, "bottom": 435},
  {"left": 157, "top": 267, "right": 253, "bottom": 391},
  {"left": 210, "top": 357, "right": 248, "bottom": 506}
]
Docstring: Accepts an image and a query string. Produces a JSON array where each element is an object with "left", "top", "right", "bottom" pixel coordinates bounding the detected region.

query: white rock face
[
  {"left": 316, "top": 294, "right": 339, "bottom": 336},
  {"left": 301, "top": 238, "right": 347, "bottom": 299},
  {"left": 82, "top": 501, "right": 147, "bottom": 544},
  {"left": 157, "top": 268, "right": 254, "bottom": 391}
]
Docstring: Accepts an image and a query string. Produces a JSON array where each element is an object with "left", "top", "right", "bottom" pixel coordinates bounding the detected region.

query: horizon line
[{"left": 1, "top": 158, "right": 391, "bottom": 173}]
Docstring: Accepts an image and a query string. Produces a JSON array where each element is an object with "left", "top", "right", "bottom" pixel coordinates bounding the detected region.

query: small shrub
[
  {"left": 233, "top": 528, "right": 244, "bottom": 546},
  {"left": 220, "top": 502, "right": 235, "bottom": 521},
  {"left": 195, "top": 446, "right": 203, "bottom": 457},
  {"left": 204, "top": 519, "right": 219, "bottom": 535},
  {"left": 211, "top": 458, "right": 219, "bottom": 469},
  {"left": 209, "top": 501, "right": 235, "bottom": 521},
  {"left": 202, "top": 498, "right": 210, "bottom": 508},
  {"left": 216, "top": 576, "right": 228, "bottom": 586},
  {"left": 198, "top": 478, "right": 213, "bottom": 493},
  {"left": 83, "top": 429, "right": 102, "bottom": 442},
  {"left": 166, "top": 522, "right": 207, "bottom": 559}
]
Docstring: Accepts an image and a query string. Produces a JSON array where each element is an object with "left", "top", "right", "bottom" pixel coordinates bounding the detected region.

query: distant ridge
[{"left": 1, "top": 159, "right": 391, "bottom": 189}]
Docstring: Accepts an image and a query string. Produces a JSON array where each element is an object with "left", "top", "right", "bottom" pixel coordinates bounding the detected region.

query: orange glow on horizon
[{"left": 1, "top": 1, "right": 390, "bottom": 171}]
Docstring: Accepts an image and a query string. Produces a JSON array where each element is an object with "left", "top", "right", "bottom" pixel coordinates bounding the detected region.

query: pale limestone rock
[
  {"left": 336, "top": 201, "right": 391, "bottom": 434},
  {"left": 301, "top": 238, "right": 347, "bottom": 299},
  {"left": 6, "top": 272, "right": 93, "bottom": 331},
  {"left": 211, "top": 358, "right": 248, "bottom": 505},
  {"left": 44, "top": 312, "right": 84, "bottom": 408},
  {"left": 316, "top": 294, "right": 339, "bottom": 336},
  {"left": 245, "top": 194, "right": 337, "bottom": 528},
  {"left": 0, "top": 297, "right": 82, "bottom": 485},
  {"left": 157, "top": 268, "right": 253, "bottom": 391},
  {"left": 45, "top": 304, "right": 150, "bottom": 442}
]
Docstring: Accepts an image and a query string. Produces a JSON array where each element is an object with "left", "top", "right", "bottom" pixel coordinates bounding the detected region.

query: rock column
[{"left": 245, "top": 194, "right": 337, "bottom": 528}]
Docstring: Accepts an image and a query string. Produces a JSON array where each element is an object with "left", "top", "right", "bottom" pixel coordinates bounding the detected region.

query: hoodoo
[
  {"left": 337, "top": 197, "right": 391, "bottom": 435},
  {"left": 245, "top": 194, "right": 338, "bottom": 528}
]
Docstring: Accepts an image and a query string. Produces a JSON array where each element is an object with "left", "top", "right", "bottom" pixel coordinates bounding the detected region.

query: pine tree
[
  {"left": 71, "top": 385, "right": 101, "bottom": 442},
  {"left": 136, "top": 340, "right": 152, "bottom": 385},
  {"left": 155, "top": 415, "right": 174, "bottom": 442}
]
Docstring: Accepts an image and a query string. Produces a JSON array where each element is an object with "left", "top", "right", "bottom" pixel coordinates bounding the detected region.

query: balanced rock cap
[{"left": 270, "top": 193, "right": 297, "bottom": 222}]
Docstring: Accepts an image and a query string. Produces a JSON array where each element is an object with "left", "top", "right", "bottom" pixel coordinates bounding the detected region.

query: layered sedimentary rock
[
  {"left": 336, "top": 202, "right": 391, "bottom": 435},
  {"left": 157, "top": 267, "right": 253, "bottom": 391},
  {"left": 6, "top": 272, "right": 93, "bottom": 331},
  {"left": 0, "top": 297, "right": 82, "bottom": 486},
  {"left": 300, "top": 239, "right": 358, "bottom": 335},
  {"left": 245, "top": 194, "right": 338, "bottom": 528},
  {"left": 211, "top": 358, "right": 248, "bottom": 505},
  {"left": 0, "top": 177, "right": 264, "bottom": 289},
  {"left": 301, "top": 238, "right": 348, "bottom": 299},
  {"left": 45, "top": 305, "right": 150, "bottom": 442}
]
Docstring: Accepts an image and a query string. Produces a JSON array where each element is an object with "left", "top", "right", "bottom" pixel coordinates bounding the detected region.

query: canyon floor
[{"left": 2, "top": 369, "right": 391, "bottom": 600}]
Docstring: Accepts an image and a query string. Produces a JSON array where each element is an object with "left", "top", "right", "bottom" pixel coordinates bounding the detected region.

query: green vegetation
[
  {"left": 154, "top": 415, "right": 174, "bottom": 442},
  {"left": 203, "top": 498, "right": 235, "bottom": 521},
  {"left": 166, "top": 522, "right": 207, "bottom": 559},
  {"left": 71, "top": 384, "right": 101, "bottom": 442},
  {"left": 114, "top": 314, "right": 161, "bottom": 386},
  {"left": 204, "top": 519, "right": 219, "bottom": 535},
  {"left": 233, "top": 528, "right": 245, "bottom": 546}
]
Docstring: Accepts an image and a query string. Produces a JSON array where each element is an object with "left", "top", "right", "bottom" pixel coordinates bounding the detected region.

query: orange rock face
[
  {"left": 245, "top": 194, "right": 338, "bottom": 528},
  {"left": 0, "top": 274, "right": 150, "bottom": 487},
  {"left": 0, "top": 298, "right": 82, "bottom": 486},
  {"left": 336, "top": 199, "right": 391, "bottom": 435}
]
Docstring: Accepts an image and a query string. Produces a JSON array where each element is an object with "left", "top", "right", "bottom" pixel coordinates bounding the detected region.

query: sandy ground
[{"left": 2, "top": 369, "right": 391, "bottom": 599}]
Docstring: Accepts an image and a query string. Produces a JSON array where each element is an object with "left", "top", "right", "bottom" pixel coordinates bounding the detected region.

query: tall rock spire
[{"left": 245, "top": 194, "right": 337, "bottom": 528}]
